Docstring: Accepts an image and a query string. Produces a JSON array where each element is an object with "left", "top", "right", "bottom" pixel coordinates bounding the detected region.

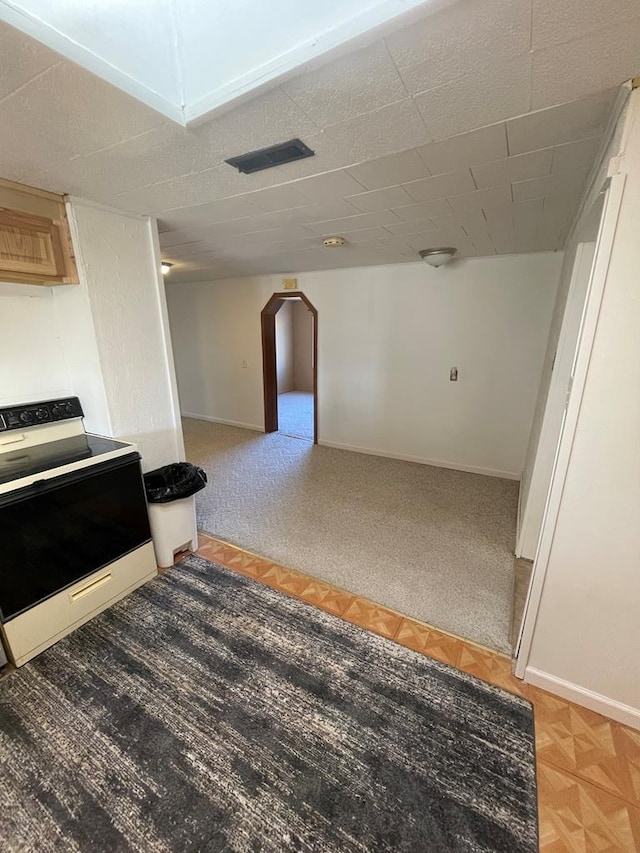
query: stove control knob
[
  {"left": 35, "top": 408, "right": 50, "bottom": 421},
  {"left": 20, "top": 411, "right": 33, "bottom": 424},
  {"left": 51, "top": 402, "right": 74, "bottom": 419}
]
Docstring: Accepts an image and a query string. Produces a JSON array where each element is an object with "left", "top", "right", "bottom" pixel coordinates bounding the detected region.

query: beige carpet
[
  {"left": 277, "top": 391, "right": 314, "bottom": 441},
  {"left": 183, "top": 419, "right": 519, "bottom": 652}
]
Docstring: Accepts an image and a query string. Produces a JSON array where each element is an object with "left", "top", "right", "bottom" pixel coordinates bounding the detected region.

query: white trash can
[
  {"left": 143, "top": 462, "right": 207, "bottom": 569},
  {"left": 147, "top": 495, "right": 198, "bottom": 568}
]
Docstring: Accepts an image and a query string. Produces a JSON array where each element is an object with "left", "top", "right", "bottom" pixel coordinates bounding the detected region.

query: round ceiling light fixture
[
  {"left": 161, "top": 261, "right": 173, "bottom": 275},
  {"left": 322, "top": 236, "right": 346, "bottom": 247},
  {"left": 419, "top": 247, "right": 457, "bottom": 268}
]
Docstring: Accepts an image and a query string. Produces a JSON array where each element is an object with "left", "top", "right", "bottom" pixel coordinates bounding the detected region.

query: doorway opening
[{"left": 261, "top": 291, "right": 317, "bottom": 443}]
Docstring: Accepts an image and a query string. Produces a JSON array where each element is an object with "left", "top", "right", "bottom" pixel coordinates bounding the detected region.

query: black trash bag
[{"left": 144, "top": 463, "right": 207, "bottom": 503}]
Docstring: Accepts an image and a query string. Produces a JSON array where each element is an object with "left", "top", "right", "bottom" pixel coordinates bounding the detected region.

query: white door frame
[
  {"left": 516, "top": 240, "right": 597, "bottom": 561},
  {"left": 515, "top": 174, "right": 626, "bottom": 677}
]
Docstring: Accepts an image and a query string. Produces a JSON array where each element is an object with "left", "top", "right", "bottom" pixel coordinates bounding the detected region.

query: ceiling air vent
[{"left": 225, "top": 138, "right": 315, "bottom": 174}]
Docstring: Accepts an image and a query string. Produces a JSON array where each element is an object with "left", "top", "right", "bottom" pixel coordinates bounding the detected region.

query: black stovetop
[{"left": 0, "top": 434, "right": 131, "bottom": 486}]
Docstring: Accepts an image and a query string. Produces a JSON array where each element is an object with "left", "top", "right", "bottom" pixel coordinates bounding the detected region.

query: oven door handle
[{"left": 69, "top": 572, "right": 113, "bottom": 602}]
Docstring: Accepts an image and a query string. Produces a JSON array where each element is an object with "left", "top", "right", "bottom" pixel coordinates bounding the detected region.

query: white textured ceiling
[
  {"left": 0, "top": 0, "right": 432, "bottom": 123},
  {"left": 0, "top": 0, "right": 638, "bottom": 282}
]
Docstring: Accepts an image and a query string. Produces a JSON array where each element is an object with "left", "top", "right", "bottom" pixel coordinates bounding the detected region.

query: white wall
[
  {"left": 0, "top": 283, "right": 71, "bottom": 406},
  {"left": 292, "top": 300, "right": 314, "bottom": 392},
  {"left": 275, "top": 300, "right": 294, "bottom": 393},
  {"left": 56, "top": 199, "right": 184, "bottom": 471},
  {"left": 167, "top": 253, "right": 561, "bottom": 478},
  {"left": 0, "top": 203, "right": 183, "bottom": 472},
  {"left": 522, "top": 91, "right": 640, "bottom": 727}
]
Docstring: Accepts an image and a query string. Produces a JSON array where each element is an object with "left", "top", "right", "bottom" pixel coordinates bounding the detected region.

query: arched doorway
[{"left": 261, "top": 291, "right": 318, "bottom": 443}]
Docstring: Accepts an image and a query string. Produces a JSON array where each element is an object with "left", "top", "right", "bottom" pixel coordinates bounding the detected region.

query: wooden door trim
[{"left": 261, "top": 291, "right": 318, "bottom": 444}]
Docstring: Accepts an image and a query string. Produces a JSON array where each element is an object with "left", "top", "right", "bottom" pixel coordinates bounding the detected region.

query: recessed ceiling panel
[
  {"left": 0, "top": 0, "right": 433, "bottom": 124},
  {"left": 0, "top": 0, "right": 182, "bottom": 120}
]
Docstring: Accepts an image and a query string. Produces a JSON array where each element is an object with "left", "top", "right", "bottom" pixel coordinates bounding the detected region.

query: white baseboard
[
  {"left": 318, "top": 439, "right": 520, "bottom": 480},
  {"left": 525, "top": 667, "right": 640, "bottom": 730},
  {"left": 181, "top": 413, "right": 264, "bottom": 432},
  {"left": 179, "top": 418, "right": 521, "bottom": 479}
]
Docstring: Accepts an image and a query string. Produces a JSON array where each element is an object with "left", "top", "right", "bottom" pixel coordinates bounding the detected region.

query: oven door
[{"left": 0, "top": 454, "right": 151, "bottom": 622}]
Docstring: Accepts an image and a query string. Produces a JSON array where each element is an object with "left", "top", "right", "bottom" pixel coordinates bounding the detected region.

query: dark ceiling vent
[{"left": 225, "top": 138, "right": 315, "bottom": 174}]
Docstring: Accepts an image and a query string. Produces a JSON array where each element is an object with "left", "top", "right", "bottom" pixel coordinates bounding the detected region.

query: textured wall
[
  {"left": 167, "top": 253, "right": 561, "bottom": 478},
  {"left": 59, "top": 199, "right": 184, "bottom": 471},
  {"left": 0, "top": 283, "right": 70, "bottom": 406}
]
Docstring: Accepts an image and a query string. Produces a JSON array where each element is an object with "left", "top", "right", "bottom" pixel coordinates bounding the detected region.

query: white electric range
[{"left": 0, "top": 397, "right": 157, "bottom": 667}]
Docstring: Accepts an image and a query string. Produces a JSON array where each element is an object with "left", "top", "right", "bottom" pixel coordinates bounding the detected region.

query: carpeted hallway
[
  {"left": 183, "top": 418, "right": 519, "bottom": 652},
  {"left": 277, "top": 391, "right": 314, "bottom": 440}
]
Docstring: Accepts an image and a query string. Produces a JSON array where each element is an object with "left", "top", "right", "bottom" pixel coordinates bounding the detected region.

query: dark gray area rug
[{"left": 0, "top": 555, "right": 538, "bottom": 852}]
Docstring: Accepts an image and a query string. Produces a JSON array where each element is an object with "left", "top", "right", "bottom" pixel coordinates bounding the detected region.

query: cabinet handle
[{"left": 69, "top": 572, "right": 112, "bottom": 602}]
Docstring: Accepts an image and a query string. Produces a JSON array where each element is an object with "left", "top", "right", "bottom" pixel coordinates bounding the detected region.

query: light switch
[{"left": 450, "top": 367, "right": 458, "bottom": 381}]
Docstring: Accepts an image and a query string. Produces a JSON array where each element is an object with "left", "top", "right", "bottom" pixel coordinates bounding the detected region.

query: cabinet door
[{"left": 0, "top": 208, "right": 66, "bottom": 278}]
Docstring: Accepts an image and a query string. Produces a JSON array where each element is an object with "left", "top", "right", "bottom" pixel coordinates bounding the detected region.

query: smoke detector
[{"left": 323, "top": 236, "right": 346, "bottom": 247}]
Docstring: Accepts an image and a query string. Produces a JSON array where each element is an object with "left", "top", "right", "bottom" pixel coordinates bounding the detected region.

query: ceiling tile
[
  {"left": 416, "top": 123, "right": 508, "bottom": 175},
  {"left": 532, "top": 0, "right": 640, "bottom": 50},
  {"left": 391, "top": 199, "right": 453, "bottom": 220},
  {"left": 512, "top": 169, "right": 589, "bottom": 202},
  {"left": 403, "top": 170, "right": 476, "bottom": 202},
  {"left": 468, "top": 232, "right": 497, "bottom": 255},
  {"left": 0, "top": 25, "right": 59, "bottom": 102},
  {"left": 346, "top": 149, "right": 431, "bottom": 190},
  {"left": 281, "top": 41, "right": 407, "bottom": 129},
  {"left": 230, "top": 223, "right": 314, "bottom": 242},
  {"left": 413, "top": 55, "right": 532, "bottom": 141},
  {"left": 341, "top": 226, "right": 395, "bottom": 243},
  {"left": 429, "top": 213, "right": 476, "bottom": 240},
  {"left": 448, "top": 185, "right": 512, "bottom": 214},
  {"left": 541, "top": 196, "right": 579, "bottom": 229},
  {"left": 291, "top": 169, "right": 365, "bottom": 201},
  {"left": 302, "top": 99, "right": 432, "bottom": 167},
  {"left": 114, "top": 163, "right": 234, "bottom": 213},
  {"left": 452, "top": 208, "right": 494, "bottom": 234},
  {"left": 383, "top": 218, "right": 438, "bottom": 236},
  {"left": 551, "top": 137, "right": 602, "bottom": 173},
  {"left": 59, "top": 127, "right": 217, "bottom": 201},
  {"left": 402, "top": 229, "right": 471, "bottom": 251},
  {"left": 254, "top": 200, "right": 360, "bottom": 226},
  {"left": 506, "top": 90, "right": 617, "bottom": 155},
  {"left": 386, "top": 0, "right": 531, "bottom": 70},
  {"left": 531, "top": 22, "right": 640, "bottom": 109},
  {"left": 303, "top": 210, "right": 399, "bottom": 234},
  {"left": 156, "top": 196, "right": 264, "bottom": 228},
  {"left": 369, "top": 235, "right": 420, "bottom": 254},
  {"left": 161, "top": 242, "right": 223, "bottom": 259},
  {"left": 392, "top": 0, "right": 531, "bottom": 95},
  {"left": 471, "top": 148, "right": 553, "bottom": 189},
  {"left": 0, "top": 59, "right": 168, "bottom": 168},
  {"left": 243, "top": 184, "right": 312, "bottom": 212},
  {"left": 158, "top": 216, "right": 276, "bottom": 244},
  {"left": 194, "top": 85, "right": 320, "bottom": 156},
  {"left": 346, "top": 185, "right": 414, "bottom": 212}
]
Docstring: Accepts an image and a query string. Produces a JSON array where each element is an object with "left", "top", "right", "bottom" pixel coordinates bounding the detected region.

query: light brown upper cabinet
[{"left": 0, "top": 178, "right": 79, "bottom": 286}]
